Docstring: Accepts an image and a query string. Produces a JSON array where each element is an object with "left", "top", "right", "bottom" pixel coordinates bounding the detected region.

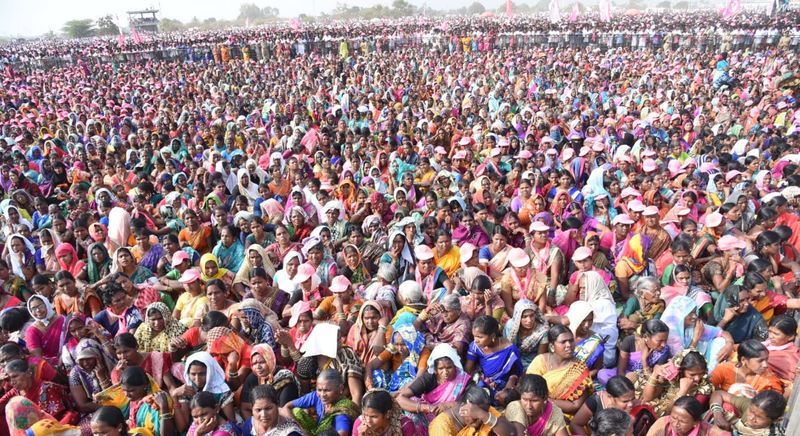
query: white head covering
[
  {"left": 236, "top": 168, "right": 260, "bottom": 204},
  {"left": 7, "top": 233, "right": 34, "bottom": 279},
  {"left": 27, "top": 294, "right": 55, "bottom": 325},
  {"left": 184, "top": 351, "right": 230, "bottom": 394},
  {"left": 300, "top": 323, "right": 339, "bottom": 358},
  {"left": 427, "top": 343, "right": 463, "bottom": 373}
]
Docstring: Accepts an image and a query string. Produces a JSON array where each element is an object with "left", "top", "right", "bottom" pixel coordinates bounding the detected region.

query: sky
[{"left": 0, "top": 0, "right": 517, "bottom": 37}]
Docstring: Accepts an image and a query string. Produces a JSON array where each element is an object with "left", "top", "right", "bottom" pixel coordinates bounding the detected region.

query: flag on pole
[
  {"left": 117, "top": 33, "right": 126, "bottom": 47},
  {"left": 289, "top": 18, "right": 301, "bottom": 31},
  {"left": 549, "top": 0, "right": 561, "bottom": 23},
  {"left": 131, "top": 27, "right": 143, "bottom": 44},
  {"left": 599, "top": 0, "right": 612, "bottom": 22},
  {"left": 506, "top": 0, "right": 513, "bottom": 17},
  {"left": 569, "top": 3, "right": 579, "bottom": 22}
]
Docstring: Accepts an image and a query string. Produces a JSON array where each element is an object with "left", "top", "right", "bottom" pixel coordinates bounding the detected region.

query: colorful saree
[
  {"left": 292, "top": 398, "right": 359, "bottom": 435},
  {"left": 527, "top": 354, "right": 593, "bottom": 403}
]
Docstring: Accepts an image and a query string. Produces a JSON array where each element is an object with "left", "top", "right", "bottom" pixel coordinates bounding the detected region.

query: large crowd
[{"left": 0, "top": 8, "right": 799, "bottom": 436}]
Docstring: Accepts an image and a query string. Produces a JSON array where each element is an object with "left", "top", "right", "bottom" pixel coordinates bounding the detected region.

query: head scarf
[
  {"left": 504, "top": 299, "right": 548, "bottom": 354},
  {"left": 250, "top": 343, "right": 277, "bottom": 377},
  {"left": 200, "top": 253, "right": 229, "bottom": 282},
  {"left": 240, "top": 307, "right": 275, "bottom": 347},
  {"left": 135, "top": 302, "right": 186, "bottom": 353},
  {"left": 184, "top": 351, "right": 230, "bottom": 394},
  {"left": 661, "top": 296, "right": 699, "bottom": 355},
  {"left": 427, "top": 343, "right": 464, "bottom": 374},
  {"left": 237, "top": 168, "right": 260, "bottom": 204},
  {"left": 7, "top": 234, "right": 34, "bottom": 279},
  {"left": 85, "top": 242, "right": 111, "bottom": 284},
  {"left": 107, "top": 207, "right": 131, "bottom": 250},
  {"left": 566, "top": 301, "right": 594, "bottom": 337},
  {"left": 618, "top": 233, "right": 649, "bottom": 274},
  {"left": 55, "top": 242, "right": 85, "bottom": 277},
  {"left": 26, "top": 295, "right": 55, "bottom": 325}
]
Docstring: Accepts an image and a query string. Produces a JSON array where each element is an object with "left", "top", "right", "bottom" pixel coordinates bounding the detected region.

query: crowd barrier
[{"left": 5, "top": 30, "right": 800, "bottom": 71}]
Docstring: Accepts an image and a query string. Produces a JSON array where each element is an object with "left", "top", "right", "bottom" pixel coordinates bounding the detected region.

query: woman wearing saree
[
  {"left": 265, "top": 224, "right": 301, "bottom": 266},
  {"left": 77, "top": 243, "right": 112, "bottom": 287},
  {"left": 346, "top": 301, "right": 386, "bottom": 369},
  {"left": 414, "top": 245, "right": 452, "bottom": 304},
  {"left": 709, "top": 339, "right": 783, "bottom": 396},
  {"left": 240, "top": 344, "right": 300, "bottom": 418},
  {"left": 6, "top": 233, "right": 36, "bottom": 282},
  {"left": 211, "top": 225, "right": 245, "bottom": 272},
  {"left": 110, "top": 333, "right": 179, "bottom": 392},
  {"left": 526, "top": 325, "right": 593, "bottom": 416},
  {"left": 198, "top": 253, "right": 235, "bottom": 290},
  {"left": 34, "top": 228, "right": 60, "bottom": 276},
  {"left": 380, "top": 230, "right": 415, "bottom": 285},
  {"left": 615, "top": 233, "right": 654, "bottom": 299},
  {"left": 68, "top": 339, "right": 115, "bottom": 432},
  {"left": 633, "top": 350, "right": 714, "bottom": 418},
  {"left": 281, "top": 369, "right": 359, "bottom": 436},
  {"left": 505, "top": 374, "right": 569, "bottom": 436},
  {"left": 120, "top": 366, "right": 177, "bottom": 436},
  {"left": 367, "top": 321, "right": 428, "bottom": 393},
  {"left": 130, "top": 229, "right": 164, "bottom": 275},
  {"left": 134, "top": 302, "right": 187, "bottom": 353},
  {"left": 662, "top": 296, "right": 734, "bottom": 371},
  {"left": 762, "top": 315, "right": 800, "bottom": 383},
  {"left": 113, "top": 247, "right": 154, "bottom": 285},
  {"left": 478, "top": 227, "right": 512, "bottom": 280},
  {"left": 527, "top": 221, "right": 564, "bottom": 310},
  {"left": 4, "top": 358, "right": 78, "bottom": 425},
  {"left": 566, "top": 301, "right": 607, "bottom": 378},
  {"left": 646, "top": 395, "right": 728, "bottom": 436},
  {"left": 178, "top": 210, "right": 213, "bottom": 255},
  {"left": 428, "top": 384, "right": 516, "bottom": 436},
  {"left": 54, "top": 242, "right": 85, "bottom": 278},
  {"left": 25, "top": 295, "right": 67, "bottom": 366},
  {"left": 503, "top": 299, "right": 550, "bottom": 369},
  {"left": 465, "top": 315, "right": 523, "bottom": 406},
  {"left": 341, "top": 244, "right": 372, "bottom": 290},
  {"left": 174, "top": 352, "right": 235, "bottom": 422},
  {"left": 396, "top": 343, "right": 472, "bottom": 435},
  {"left": 233, "top": 243, "right": 276, "bottom": 295}
]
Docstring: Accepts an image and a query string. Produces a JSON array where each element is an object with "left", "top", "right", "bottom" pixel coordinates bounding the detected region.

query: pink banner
[
  {"left": 506, "top": 0, "right": 513, "bottom": 17},
  {"left": 599, "top": 0, "right": 612, "bottom": 22},
  {"left": 569, "top": 4, "right": 579, "bottom": 22},
  {"left": 117, "top": 33, "right": 126, "bottom": 47}
]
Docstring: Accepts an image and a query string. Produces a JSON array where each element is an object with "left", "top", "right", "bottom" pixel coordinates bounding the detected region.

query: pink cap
[
  {"left": 529, "top": 221, "right": 551, "bottom": 233},
  {"left": 458, "top": 137, "right": 471, "bottom": 146},
  {"left": 705, "top": 212, "right": 724, "bottom": 228},
  {"left": 612, "top": 214, "right": 635, "bottom": 225},
  {"left": 490, "top": 148, "right": 502, "bottom": 157},
  {"left": 643, "top": 206, "right": 660, "bottom": 217},
  {"left": 414, "top": 245, "right": 434, "bottom": 261},
  {"left": 627, "top": 200, "right": 646, "bottom": 212},
  {"left": 293, "top": 263, "right": 316, "bottom": 284},
  {"left": 330, "top": 275, "right": 351, "bottom": 294},
  {"left": 171, "top": 251, "right": 190, "bottom": 267},
  {"left": 515, "top": 150, "right": 533, "bottom": 159},
  {"left": 642, "top": 149, "right": 657, "bottom": 158},
  {"left": 579, "top": 146, "right": 590, "bottom": 157},
  {"left": 460, "top": 243, "right": 477, "bottom": 264},
  {"left": 725, "top": 170, "right": 743, "bottom": 183},
  {"left": 288, "top": 300, "right": 312, "bottom": 327},
  {"left": 434, "top": 146, "right": 447, "bottom": 155},
  {"left": 562, "top": 148, "right": 575, "bottom": 161},
  {"left": 573, "top": 246, "right": 592, "bottom": 261},
  {"left": 453, "top": 150, "right": 468, "bottom": 160},
  {"left": 621, "top": 187, "right": 641, "bottom": 198},
  {"left": 642, "top": 159, "right": 657, "bottom": 172},
  {"left": 508, "top": 248, "right": 531, "bottom": 268},
  {"left": 178, "top": 268, "right": 201, "bottom": 284},
  {"left": 718, "top": 235, "right": 746, "bottom": 251},
  {"left": 675, "top": 207, "right": 691, "bottom": 217},
  {"left": 681, "top": 158, "right": 697, "bottom": 169},
  {"left": 591, "top": 142, "right": 605, "bottom": 152}
]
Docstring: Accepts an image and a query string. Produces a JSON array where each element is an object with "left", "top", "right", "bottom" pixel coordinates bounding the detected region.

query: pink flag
[
  {"left": 506, "top": 0, "right": 513, "bottom": 17},
  {"left": 599, "top": 0, "right": 612, "bottom": 22},
  {"left": 117, "top": 33, "right": 126, "bottom": 47},
  {"left": 570, "top": 4, "right": 579, "bottom": 22},
  {"left": 289, "top": 18, "right": 301, "bottom": 31},
  {"left": 549, "top": 0, "right": 561, "bottom": 23},
  {"left": 131, "top": 27, "right": 143, "bottom": 44}
]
